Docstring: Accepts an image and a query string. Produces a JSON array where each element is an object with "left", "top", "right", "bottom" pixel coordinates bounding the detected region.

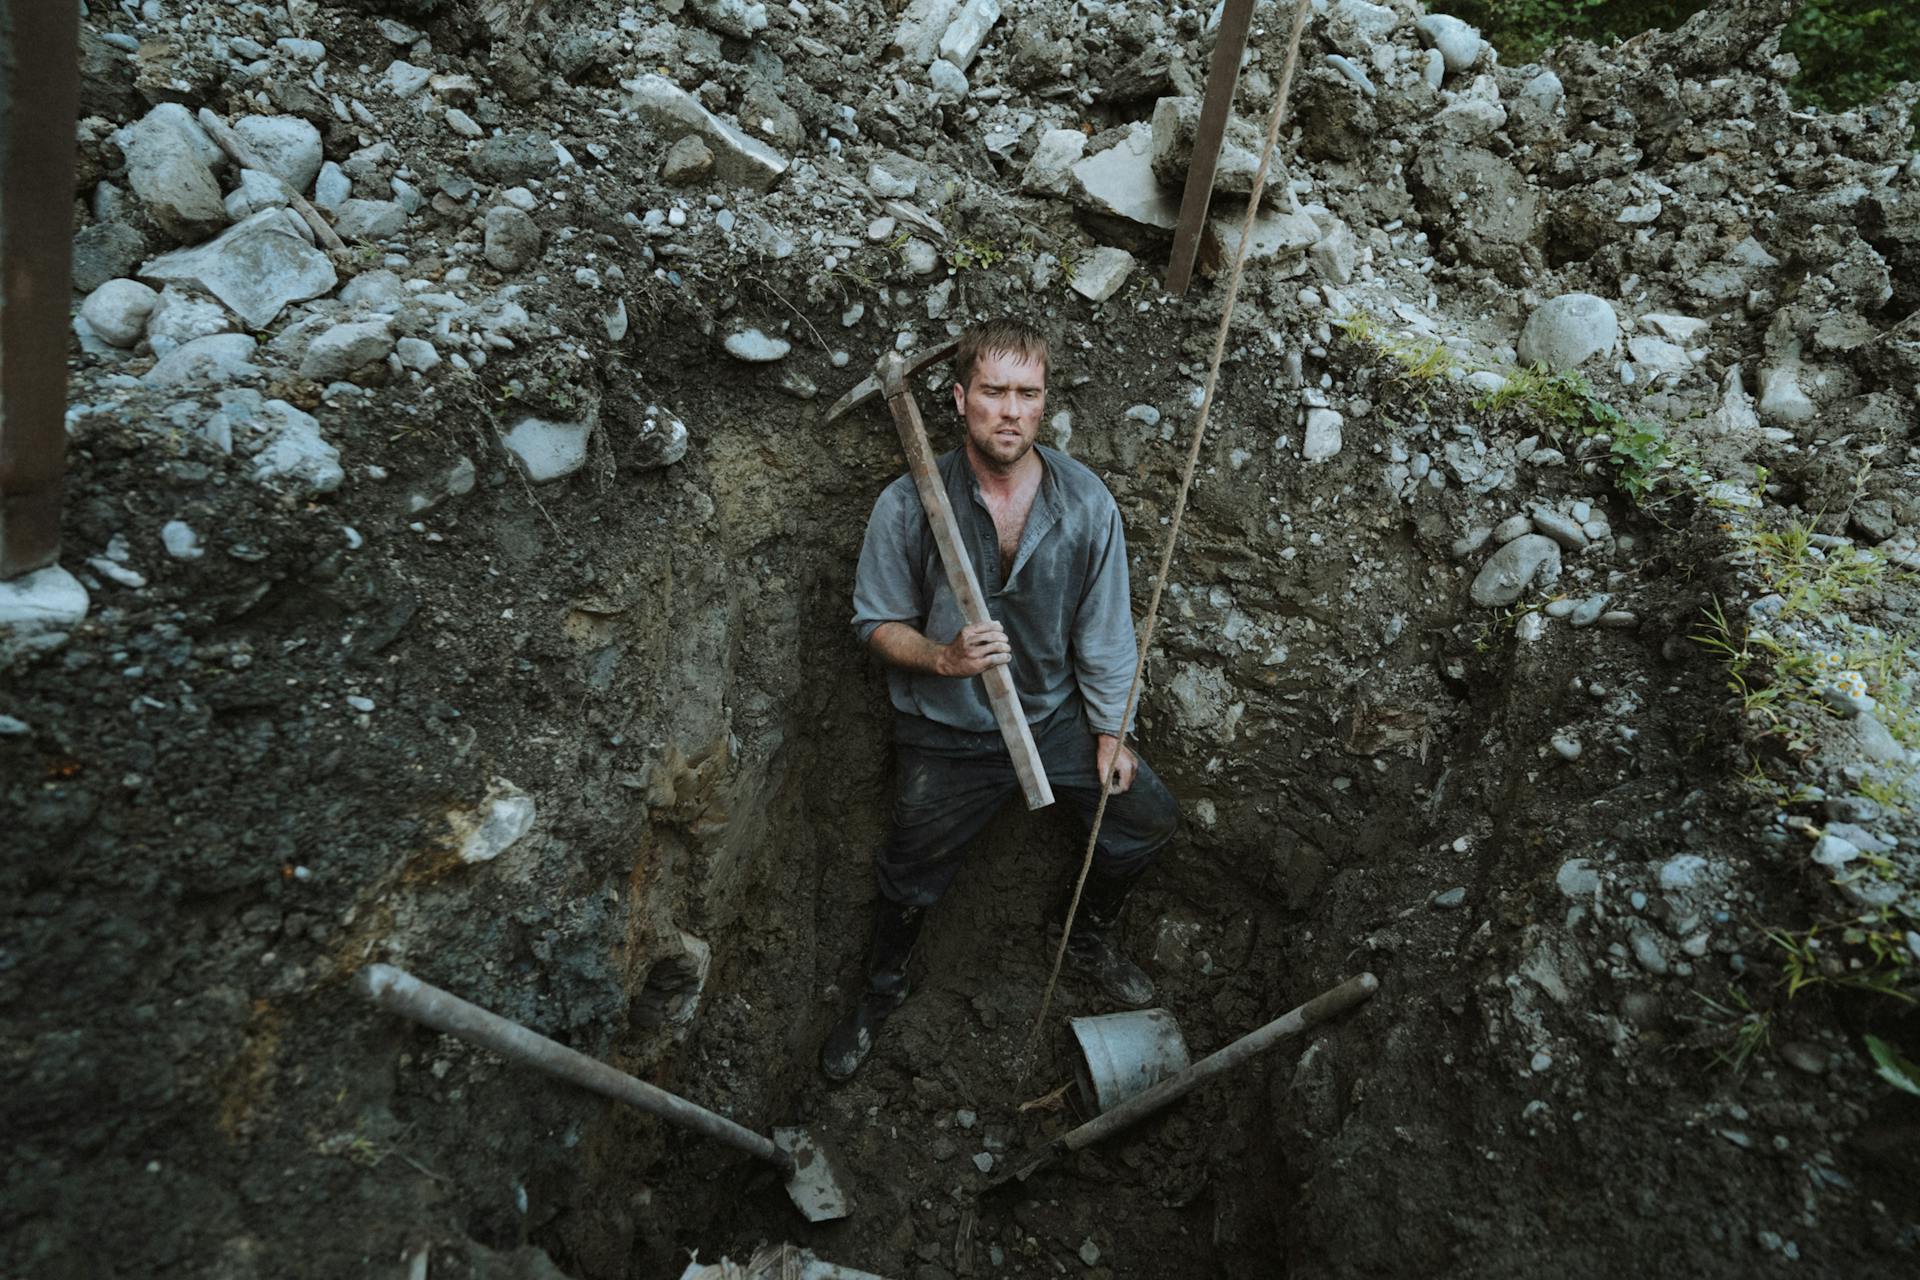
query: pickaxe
[{"left": 826, "top": 339, "right": 1055, "bottom": 810}]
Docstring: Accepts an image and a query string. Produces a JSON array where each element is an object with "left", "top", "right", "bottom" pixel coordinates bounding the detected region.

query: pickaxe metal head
[{"left": 824, "top": 336, "right": 961, "bottom": 423}]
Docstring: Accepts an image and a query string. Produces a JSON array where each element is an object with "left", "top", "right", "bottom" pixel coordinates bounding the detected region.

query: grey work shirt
[{"left": 851, "top": 444, "right": 1138, "bottom": 739}]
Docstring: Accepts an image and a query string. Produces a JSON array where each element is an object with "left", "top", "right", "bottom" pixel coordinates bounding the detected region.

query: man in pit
[{"left": 821, "top": 317, "right": 1180, "bottom": 1081}]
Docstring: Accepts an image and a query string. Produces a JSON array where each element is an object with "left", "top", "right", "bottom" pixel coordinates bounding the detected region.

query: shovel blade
[{"left": 773, "top": 1126, "right": 851, "bottom": 1222}]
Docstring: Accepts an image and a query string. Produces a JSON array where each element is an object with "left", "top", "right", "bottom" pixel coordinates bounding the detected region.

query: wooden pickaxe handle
[{"left": 879, "top": 353, "right": 1054, "bottom": 811}]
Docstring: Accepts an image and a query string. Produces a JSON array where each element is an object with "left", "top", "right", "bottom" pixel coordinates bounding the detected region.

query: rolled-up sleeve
[
  {"left": 851, "top": 481, "right": 925, "bottom": 645},
  {"left": 1071, "top": 500, "right": 1138, "bottom": 735}
]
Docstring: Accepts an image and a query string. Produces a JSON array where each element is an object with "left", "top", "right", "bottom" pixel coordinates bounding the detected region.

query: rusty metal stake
[
  {"left": 0, "top": 1, "right": 79, "bottom": 580},
  {"left": 1165, "top": 0, "right": 1257, "bottom": 296}
]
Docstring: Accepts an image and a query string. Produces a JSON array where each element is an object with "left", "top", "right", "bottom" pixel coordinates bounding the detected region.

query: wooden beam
[
  {"left": 0, "top": 0, "right": 79, "bottom": 579},
  {"left": 1164, "top": 0, "right": 1257, "bottom": 296}
]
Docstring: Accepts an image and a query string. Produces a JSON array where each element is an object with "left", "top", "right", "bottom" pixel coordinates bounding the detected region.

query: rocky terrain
[{"left": 5, "top": 0, "right": 1920, "bottom": 1276}]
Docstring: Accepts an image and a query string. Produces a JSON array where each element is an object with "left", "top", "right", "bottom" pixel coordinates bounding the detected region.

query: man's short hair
[{"left": 954, "top": 318, "right": 1050, "bottom": 388}]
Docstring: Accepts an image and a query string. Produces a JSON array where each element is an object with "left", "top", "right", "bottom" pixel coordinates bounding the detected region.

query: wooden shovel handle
[{"left": 881, "top": 356, "right": 1054, "bottom": 810}]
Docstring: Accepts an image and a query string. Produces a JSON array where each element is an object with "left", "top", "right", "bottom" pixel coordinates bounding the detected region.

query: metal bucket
[{"left": 1069, "top": 1008, "right": 1191, "bottom": 1115}]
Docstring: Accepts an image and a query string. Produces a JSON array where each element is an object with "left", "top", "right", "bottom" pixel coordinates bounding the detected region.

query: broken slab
[
  {"left": 116, "top": 103, "right": 227, "bottom": 242},
  {"left": 1206, "top": 205, "right": 1321, "bottom": 268},
  {"left": 890, "top": 0, "right": 961, "bottom": 65},
  {"left": 1021, "top": 128, "right": 1087, "bottom": 197},
  {"left": 1071, "top": 122, "right": 1179, "bottom": 241},
  {"left": 621, "top": 75, "right": 788, "bottom": 191},
  {"left": 138, "top": 208, "right": 337, "bottom": 330},
  {"left": 0, "top": 567, "right": 90, "bottom": 632},
  {"left": 1149, "top": 96, "right": 1279, "bottom": 201}
]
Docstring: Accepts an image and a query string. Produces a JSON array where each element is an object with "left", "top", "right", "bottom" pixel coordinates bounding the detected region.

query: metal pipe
[
  {"left": 357, "top": 964, "right": 790, "bottom": 1173},
  {"left": 0, "top": 0, "right": 79, "bottom": 579}
]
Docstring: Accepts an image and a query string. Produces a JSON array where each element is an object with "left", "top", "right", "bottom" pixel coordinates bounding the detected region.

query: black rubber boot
[
  {"left": 820, "top": 900, "right": 925, "bottom": 1081},
  {"left": 1059, "top": 867, "right": 1155, "bottom": 1007}
]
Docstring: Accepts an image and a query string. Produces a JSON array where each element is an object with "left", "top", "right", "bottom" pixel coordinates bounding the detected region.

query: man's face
[{"left": 953, "top": 348, "right": 1046, "bottom": 474}]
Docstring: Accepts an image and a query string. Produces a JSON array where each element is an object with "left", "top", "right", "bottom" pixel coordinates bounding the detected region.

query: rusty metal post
[
  {"left": 1165, "top": 0, "right": 1257, "bottom": 296},
  {"left": 0, "top": 1, "right": 80, "bottom": 580}
]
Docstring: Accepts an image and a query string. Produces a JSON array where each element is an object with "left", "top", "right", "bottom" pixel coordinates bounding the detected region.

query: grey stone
[
  {"left": 1415, "top": 13, "right": 1484, "bottom": 72},
  {"left": 1628, "top": 335, "right": 1690, "bottom": 377},
  {"left": 300, "top": 320, "right": 395, "bottom": 381},
  {"left": 1210, "top": 206, "right": 1321, "bottom": 266},
  {"left": 724, "top": 328, "right": 791, "bottom": 362},
  {"left": 866, "top": 162, "right": 919, "bottom": 199},
  {"left": 1550, "top": 734, "right": 1582, "bottom": 761},
  {"left": 452, "top": 781, "right": 537, "bottom": 863},
  {"left": 1629, "top": 928, "right": 1670, "bottom": 976},
  {"left": 1848, "top": 715, "right": 1905, "bottom": 764},
  {"left": 1021, "top": 129, "right": 1086, "bottom": 197},
  {"left": 161, "top": 521, "right": 203, "bottom": 560},
  {"left": 139, "top": 208, "right": 337, "bottom": 329},
  {"left": 313, "top": 162, "right": 353, "bottom": 210},
  {"left": 1517, "top": 69, "right": 1564, "bottom": 115},
  {"left": 1518, "top": 293, "right": 1619, "bottom": 371},
  {"left": 1778, "top": 1042, "right": 1828, "bottom": 1075},
  {"left": 225, "top": 168, "right": 295, "bottom": 221},
  {"left": 73, "top": 223, "right": 149, "bottom": 294},
  {"left": 396, "top": 337, "right": 441, "bottom": 372},
  {"left": 500, "top": 416, "right": 592, "bottom": 482},
  {"left": 472, "top": 132, "right": 562, "bottom": 185},
  {"left": 484, "top": 206, "right": 543, "bottom": 271},
  {"left": 444, "top": 108, "right": 484, "bottom": 138},
  {"left": 1708, "top": 364, "right": 1761, "bottom": 434},
  {"left": 689, "top": 0, "right": 768, "bottom": 39},
  {"left": 0, "top": 566, "right": 89, "bottom": 631},
  {"left": 1493, "top": 514, "right": 1532, "bottom": 544},
  {"left": 1657, "top": 855, "right": 1710, "bottom": 890},
  {"left": 1432, "top": 886, "right": 1467, "bottom": 910},
  {"left": 143, "top": 333, "right": 260, "bottom": 387},
  {"left": 937, "top": 0, "right": 1001, "bottom": 71},
  {"left": 247, "top": 399, "right": 343, "bottom": 495},
  {"left": 1570, "top": 593, "right": 1611, "bottom": 627},
  {"left": 1431, "top": 97, "right": 1506, "bottom": 144},
  {"left": 79, "top": 279, "right": 160, "bottom": 348},
  {"left": 145, "top": 285, "right": 232, "bottom": 355},
  {"left": 1149, "top": 96, "right": 1278, "bottom": 201},
  {"left": 339, "top": 269, "right": 406, "bottom": 309},
  {"left": 233, "top": 115, "right": 324, "bottom": 194},
  {"left": 661, "top": 135, "right": 715, "bottom": 185},
  {"left": 1302, "top": 409, "right": 1344, "bottom": 461},
  {"left": 117, "top": 104, "right": 227, "bottom": 241},
  {"left": 927, "top": 59, "right": 969, "bottom": 100},
  {"left": 1470, "top": 534, "right": 1562, "bottom": 607},
  {"left": 332, "top": 199, "right": 407, "bottom": 241},
  {"left": 622, "top": 75, "right": 788, "bottom": 191},
  {"left": 1309, "top": 223, "right": 1356, "bottom": 285},
  {"left": 634, "top": 405, "right": 690, "bottom": 469},
  {"left": 1531, "top": 509, "right": 1588, "bottom": 551},
  {"left": 1067, "top": 246, "right": 1134, "bottom": 302},
  {"left": 901, "top": 237, "right": 940, "bottom": 274}
]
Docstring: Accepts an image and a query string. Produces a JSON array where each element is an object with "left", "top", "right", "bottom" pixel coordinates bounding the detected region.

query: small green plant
[
  {"left": 1866, "top": 1033, "right": 1920, "bottom": 1095},
  {"left": 1767, "top": 923, "right": 1916, "bottom": 1002},
  {"left": 946, "top": 235, "right": 1006, "bottom": 272},
  {"left": 1687, "top": 985, "right": 1772, "bottom": 1072}
]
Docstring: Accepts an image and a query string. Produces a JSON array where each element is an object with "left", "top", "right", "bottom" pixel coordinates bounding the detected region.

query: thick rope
[{"left": 1023, "top": 0, "right": 1317, "bottom": 1063}]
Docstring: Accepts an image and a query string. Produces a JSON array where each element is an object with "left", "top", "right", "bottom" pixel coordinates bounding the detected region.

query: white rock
[
  {"left": 1420, "top": 48, "right": 1445, "bottom": 89},
  {"left": 901, "top": 237, "right": 940, "bottom": 274},
  {"left": 867, "top": 162, "right": 918, "bottom": 198},
  {"left": 451, "top": 780, "right": 537, "bottom": 863},
  {"left": 1068, "top": 246, "right": 1135, "bottom": 302},
  {"left": 225, "top": 168, "right": 295, "bottom": 221},
  {"left": 1517, "top": 293, "right": 1619, "bottom": 371},
  {"left": 79, "top": 279, "right": 161, "bottom": 348},
  {"left": 233, "top": 115, "right": 324, "bottom": 194},
  {"left": 382, "top": 60, "right": 432, "bottom": 98},
  {"left": 145, "top": 285, "right": 232, "bottom": 355},
  {"left": 1518, "top": 69, "right": 1564, "bottom": 114},
  {"left": 1022, "top": 128, "right": 1087, "bottom": 197},
  {"left": 891, "top": 0, "right": 961, "bottom": 65},
  {"left": 139, "top": 207, "right": 337, "bottom": 329},
  {"left": 1642, "top": 313, "right": 1709, "bottom": 344},
  {"left": 1707, "top": 365, "right": 1761, "bottom": 433},
  {"left": 1210, "top": 206, "right": 1321, "bottom": 265},
  {"left": 445, "top": 108, "right": 484, "bottom": 138},
  {"left": 690, "top": 0, "right": 769, "bottom": 39},
  {"left": 1757, "top": 366, "right": 1815, "bottom": 425},
  {"left": 1332, "top": 1, "right": 1398, "bottom": 44},
  {"left": 1303, "top": 408, "right": 1344, "bottom": 461},
  {"left": 1811, "top": 834, "right": 1861, "bottom": 869},
  {"left": 1470, "top": 535, "right": 1563, "bottom": 607},
  {"left": 500, "top": 416, "right": 593, "bottom": 482},
  {"left": 1627, "top": 335, "right": 1691, "bottom": 378},
  {"left": 621, "top": 74, "right": 789, "bottom": 191},
  {"left": 725, "top": 328, "right": 792, "bottom": 361},
  {"left": 937, "top": 0, "right": 1001, "bottom": 72},
  {"left": 143, "top": 333, "right": 259, "bottom": 387},
  {"left": 0, "top": 566, "right": 90, "bottom": 631},
  {"left": 1414, "top": 13, "right": 1485, "bottom": 73},
  {"left": 275, "top": 38, "right": 326, "bottom": 63},
  {"left": 1309, "top": 222, "right": 1355, "bottom": 285},
  {"left": 161, "top": 521, "right": 204, "bottom": 559}
]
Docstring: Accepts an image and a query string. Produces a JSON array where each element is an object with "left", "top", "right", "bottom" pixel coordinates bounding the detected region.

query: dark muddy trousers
[{"left": 875, "top": 699, "right": 1180, "bottom": 907}]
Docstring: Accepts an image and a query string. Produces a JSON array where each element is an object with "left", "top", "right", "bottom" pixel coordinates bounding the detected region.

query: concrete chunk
[
  {"left": 621, "top": 75, "right": 788, "bottom": 191},
  {"left": 1068, "top": 246, "right": 1135, "bottom": 302},
  {"left": 937, "top": 0, "right": 1001, "bottom": 73},
  {"left": 1070, "top": 123, "right": 1178, "bottom": 234}
]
